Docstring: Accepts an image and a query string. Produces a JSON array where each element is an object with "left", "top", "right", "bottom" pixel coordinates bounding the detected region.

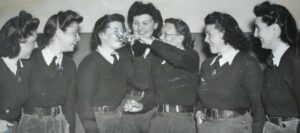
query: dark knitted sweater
[
  {"left": 76, "top": 50, "right": 138, "bottom": 133},
  {"left": 0, "top": 58, "right": 30, "bottom": 122},
  {"left": 23, "top": 50, "right": 76, "bottom": 133},
  {"left": 198, "top": 52, "right": 265, "bottom": 133},
  {"left": 262, "top": 48, "right": 300, "bottom": 118},
  {"left": 142, "top": 40, "right": 199, "bottom": 111}
]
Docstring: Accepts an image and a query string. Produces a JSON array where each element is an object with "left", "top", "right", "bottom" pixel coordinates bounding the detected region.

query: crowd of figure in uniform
[{"left": 0, "top": 1, "right": 299, "bottom": 133}]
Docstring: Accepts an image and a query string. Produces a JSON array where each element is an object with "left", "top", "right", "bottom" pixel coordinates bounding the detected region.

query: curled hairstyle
[
  {"left": 254, "top": 1, "right": 298, "bottom": 48},
  {"left": 205, "top": 12, "right": 249, "bottom": 51},
  {"left": 91, "top": 13, "right": 125, "bottom": 50},
  {"left": 165, "top": 18, "right": 194, "bottom": 50},
  {"left": 127, "top": 1, "right": 163, "bottom": 38},
  {"left": 41, "top": 10, "right": 83, "bottom": 48},
  {"left": 0, "top": 10, "right": 40, "bottom": 58}
]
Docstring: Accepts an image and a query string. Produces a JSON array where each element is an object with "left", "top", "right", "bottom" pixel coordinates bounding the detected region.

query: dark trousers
[
  {"left": 197, "top": 112, "right": 252, "bottom": 133},
  {"left": 149, "top": 112, "right": 196, "bottom": 133},
  {"left": 263, "top": 118, "right": 298, "bottom": 133},
  {"left": 94, "top": 111, "right": 122, "bottom": 133},
  {"left": 118, "top": 108, "right": 155, "bottom": 133},
  {"left": 18, "top": 113, "right": 69, "bottom": 133}
]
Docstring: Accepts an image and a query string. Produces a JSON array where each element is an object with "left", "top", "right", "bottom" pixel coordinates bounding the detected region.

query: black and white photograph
[{"left": 0, "top": 0, "right": 300, "bottom": 133}]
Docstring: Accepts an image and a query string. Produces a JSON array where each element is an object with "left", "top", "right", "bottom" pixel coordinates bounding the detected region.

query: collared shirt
[
  {"left": 272, "top": 44, "right": 289, "bottom": 67},
  {"left": 96, "top": 45, "right": 119, "bottom": 64},
  {"left": 210, "top": 49, "right": 240, "bottom": 66},
  {"left": 2, "top": 57, "right": 23, "bottom": 75},
  {"left": 41, "top": 47, "right": 63, "bottom": 67}
]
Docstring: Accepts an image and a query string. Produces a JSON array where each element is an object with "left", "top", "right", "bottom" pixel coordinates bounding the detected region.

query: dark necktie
[
  {"left": 266, "top": 54, "right": 275, "bottom": 67},
  {"left": 111, "top": 54, "right": 118, "bottom": 65},
  {"left": 131, "top": 41, "right": 149, "bottom": 57},
  {"left": 213, "top": 55, "right": 222, "bottom": 69},
  {"left": 16, "top": 61, "right": 22, "bottom": 82},
  {"left": 49, "top": 56, "right": 59, "bottom": 70},
  {"left": 211, "top": 55, "right": 222, "bottom": 75}
]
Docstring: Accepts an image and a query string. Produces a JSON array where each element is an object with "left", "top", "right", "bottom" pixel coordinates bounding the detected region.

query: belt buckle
[
  {"left": 51, "top": 106, "right": 60, "bottom": 116},
  {"left": 175, "top": 105, "right": 180, "bottom": 112},
  {"left": 163, "top": 104, "right": 170, "bottom": 112},
  {"left": 212, "top": 109, "right": 219, "bottom": 119},
  {"left": 102, "top": 106, "right": 109, "bottom": 112},
  {"left": 268, "top": 116, "right": 285, "bottom": 127}
]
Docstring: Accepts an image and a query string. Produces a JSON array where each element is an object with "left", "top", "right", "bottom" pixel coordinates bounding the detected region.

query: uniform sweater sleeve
[
  {"left": 62, "top": 62, "right": 76, "bottom": 133},
  {"left": 196, "top": 59, "right": 208, "bottom": 111},
  {"left": 242, "top": 57, "right": 265, "bottom": 133},
  {"left": 151, "top": 40, "right": 199, "bottom": 73},
  {"left": 291, "top": 58, "right": 300, "bottom": 133},
  {"left": 76, "top": 57, "right": 100, "bottom": 133}
]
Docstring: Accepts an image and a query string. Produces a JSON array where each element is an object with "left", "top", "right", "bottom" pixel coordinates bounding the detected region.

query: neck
[
  {"left": 47, "top": 40, "right": 63, "bottom": 55},
  {"left": 99, "top": 43, "right": 116, "bottom": 54},
  {"left": 271, "top": 39, "right": 289, "bottom": 54},
  {"left": 220, "top": 43, "right": 236, "bottom": 56}
]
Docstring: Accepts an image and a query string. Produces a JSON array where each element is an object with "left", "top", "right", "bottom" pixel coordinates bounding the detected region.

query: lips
[
  {"left": 72, "top": 42, "right": 77, "bottom": 46},
  {"left": 137, "top": 31, "right": 147, "bottom": 35}
]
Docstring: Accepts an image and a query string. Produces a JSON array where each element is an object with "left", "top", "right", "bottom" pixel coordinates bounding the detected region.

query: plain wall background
[
  {"left": 1, "top": 0, "right": 300, "bottom": 33},
  {"left": 0, "top": 0, "right": 298, "bottom": 68}
]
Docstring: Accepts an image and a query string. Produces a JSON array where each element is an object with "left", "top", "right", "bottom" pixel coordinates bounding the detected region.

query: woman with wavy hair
[
  {"left": 18, "top": 10, "right": 83, "bottom": 133},
  {"left": 196, "top": 12, "right": 265, "bottom": 133},
  {"left": 0, "top": 11, "right": 39, "bottom": 133},
  {"left": 253, "top": 1, "right": 300, "bottom": 133}
]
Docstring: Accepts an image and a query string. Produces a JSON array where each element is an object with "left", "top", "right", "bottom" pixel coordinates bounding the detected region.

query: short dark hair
[
  {"left": 91, "top": 13, "right": 125, "bottom": 50},
  {"left": 127, "top": 1, "right": 163, "bottom": 38},
  {"left": 165, "top": 18, "right": 194, "bottom": 50},
  {"left": 40, "top": 10, "right": 83, "bottom": 48},
  {"left": 0, "top": 10, "right": 40, "bottom": 58},
  {"left": 254, "top": 1, "right": 298, "bottom": 47},
  {"left": 204, "top": 11, "right": 249, "bottom": 51}
]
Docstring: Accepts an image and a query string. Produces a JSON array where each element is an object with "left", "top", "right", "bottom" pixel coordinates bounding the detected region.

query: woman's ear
[
  {"left": 177, "top": 35, "right": 184, "bottom": 43},
  {"left": 98, "top": 32, "right": 104, "bottom": 40},
  {"left": 55, "top": 28, "right": 64, "bottom": 40},
  {"left": 271, "top": 23, "right": 281, "bottom": 38}
]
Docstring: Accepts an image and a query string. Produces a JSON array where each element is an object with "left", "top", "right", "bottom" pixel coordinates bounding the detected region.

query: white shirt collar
[
  {"left": 219, "top": 49, "right": 239, "bottom": 66},
  {"left": 272, "top": 45, "right": 289, "bottom": 66},
  {"left": 41, "top": 46, "right": 63, "bottom": 66},
  {"left": 2, "top": 57, "right": 23, "bottom": 75},
  {"left": 210, "top": 49, "right": 239, "bottom": 66},
  {"left": 96, "top": 45, "right": 119, "bottom": 64}
]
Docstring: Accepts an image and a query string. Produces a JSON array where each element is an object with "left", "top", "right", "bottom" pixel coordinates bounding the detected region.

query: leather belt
[
  {"left": 204, "top": 108, "right": 249, "bottom": 119},
  {"left": 24, "top": 106, "right": 61, "bottom": 117},
  {"left": 93, "top": 106, "right": 118, "bottom": 113},
  {"left": 157, "top": 104, "right": 193, "bottom": 113}
]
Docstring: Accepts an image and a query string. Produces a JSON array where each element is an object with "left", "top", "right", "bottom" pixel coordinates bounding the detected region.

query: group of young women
[{"left": 0, "top": 1, "right": 299, "bottom": 133}]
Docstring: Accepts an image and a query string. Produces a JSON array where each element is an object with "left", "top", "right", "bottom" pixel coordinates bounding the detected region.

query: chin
[
  {"left": 113, "top": 43, "right": 123, "bottom": 50},
  {"left": 21, "top": 55, "right": 30, "bottom": 60},
  {"left": 209, "top": 49, "right": 217, "bottom": 54}
]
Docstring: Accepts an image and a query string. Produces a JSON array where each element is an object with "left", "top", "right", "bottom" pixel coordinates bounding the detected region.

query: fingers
[
  {"left": 124, "top": 100, "right": 143, "bottom": 112},
  {"left": 0, "top": 120, "right": 13, "bottom": 132}
]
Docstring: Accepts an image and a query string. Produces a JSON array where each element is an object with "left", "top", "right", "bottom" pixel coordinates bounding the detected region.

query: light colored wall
[{"left": 0, "top": 0, "right": 299, "bottom": 33}]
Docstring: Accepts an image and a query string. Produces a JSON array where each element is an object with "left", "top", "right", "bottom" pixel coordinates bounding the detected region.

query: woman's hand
[
  {"left": 195, "top": 110, "right": 206, "bottom": 125},
  {"left": 124, "top": 100, "right": 143, "bottom": 112},
  {"left": 0, "top": 119, "right": 13, "bottom": 132},
  {"left": 136, "top": 35, "right": 155, "bottom": 45}
]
